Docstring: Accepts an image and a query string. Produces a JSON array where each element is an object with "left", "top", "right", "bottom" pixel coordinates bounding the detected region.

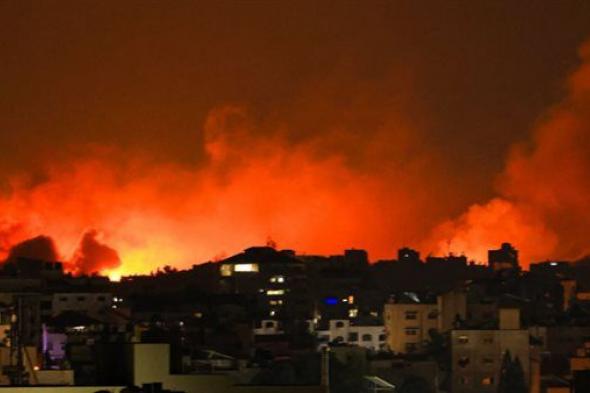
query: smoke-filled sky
[{"left": 2, "top": 1, "right": 590, "bottom": 276}]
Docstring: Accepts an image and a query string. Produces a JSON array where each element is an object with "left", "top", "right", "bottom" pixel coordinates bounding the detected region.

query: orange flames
[
  {"left": 425, "top": 39, "right": 590, "bottom": 267},
  {"left": 2, "top": 40, "right": 590, "bottom": 275}
]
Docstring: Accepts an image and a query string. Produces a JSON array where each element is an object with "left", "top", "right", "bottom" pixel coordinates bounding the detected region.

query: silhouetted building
[{"left": 488, "top": 243, "right": 519, "bottom": 271}]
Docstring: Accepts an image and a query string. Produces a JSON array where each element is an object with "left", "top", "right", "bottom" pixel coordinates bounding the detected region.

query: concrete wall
[
  {"left": 383, "top": 303, "right": 437, "bottom": 353},
  {"left": 451, "top": 329, "right": 530, "bottom": 393}
]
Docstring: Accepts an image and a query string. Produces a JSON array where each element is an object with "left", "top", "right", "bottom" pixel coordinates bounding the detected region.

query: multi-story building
[
  {"left": 488, "top": 243, "right": 519, "bottom": 272},
  {"left": 451, "top": 308, "right": 530, "bottom": 393},
  {"left": 316, "top": 319, "right": 386, "bottom": 351},
  {"left": 50, "top": 292, "right": 113, "bottom": 317},
  {"left": 383, "top": 294, "right": 438, "bottom": 354}
]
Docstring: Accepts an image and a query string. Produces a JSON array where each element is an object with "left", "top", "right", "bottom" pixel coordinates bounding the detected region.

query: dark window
[
  {"left": 405, "top": 311, "right": 417, "bottom": 320},
  {"left": 405, "top": 328, "right": 418, "bottom": 336},
  {"left": 77, "top": 296, "right": 85, "bottom": 302},
  {"left": 362, "top": 334, "right": 372, "bottom": 342},
  {"left": 405, "top": 343, "right": 417, "bottom": 352},
  {"left": 348, "top": 332, "right": 358, "bottom": 341},
  {"left": 59, "top": 297, "right": 68, "bottom": 302},
  {"left": 264, "top": 321, "right": 275, "bottom": 329},
  {"left": 378, "top": 334, "right": 386, "bottom": 341},
  {"left": 335, "top": 321, "right": 345, "bottom": 328},
  {"left": 458, "top": 356, "right": 470, "bottom": 368}
]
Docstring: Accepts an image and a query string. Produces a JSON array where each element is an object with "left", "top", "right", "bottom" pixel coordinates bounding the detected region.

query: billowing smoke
[
  {"left": 426, "top": 39, "right": 590, "bottom": 266},
  {"left": 69, "top": 230, "right": 121, "bottom": 275},
  {"left": 5, "top": 235, "right": 59, "bottom": 263}
]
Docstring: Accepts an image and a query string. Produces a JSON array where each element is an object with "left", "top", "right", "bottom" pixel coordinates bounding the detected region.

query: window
[
  {"left": 405, "top": 311, "right": 418, "bottom": 320},
  {"left": 481, "top": 377, "right": 494, "bottom": 385},
  {"left": 378, "top": 334, "right": 386, "bottom": 341},
  {"left": 334, "top": 336, "right": 344, "bottom": 343},
  {"left": 348, "top": 332, "right": 358, "bottom": 342},
  {"left": 405, "top": 328, "right": 418, "bottom": 336},
  {"left": 59, "top": 297, "right": 68, "bottom": 302},
  {"left": 457, "top": 356, "right": 470, "bottom": 368},
  {"left": 266, "top": 289, "right": 285, "bottom": 296},
  {"left": 457, "top": 335, "right": 469, "bottom": 344},
  {"left": 220, "top": 264, "right": 232, "bottom": 277},
  {"left": 76, "top": 296, "right": 86, "bottom": 302},
  {"left": 270, "top": 276, "right": 285, "bottom": 283},
  {"left": 335, "top": 321, "right": 345, "bottom": 328},
  {"left": 264, "top": 321, "right": 275, "bottom": 329},
  {"left": 428, "top": 310, "right": 438, "bottom": 319},
  {"left": 362, "top": 334, "right": 372, "bottom": 342},
  {"left": 234, "top": 263, "right": 259, "bottom": 272},
  {"left": 348, "top": 308, "right": 359, "bottom": 318},
  {"left": 405, "top": 343, "right": 417, "bottom": 352}
]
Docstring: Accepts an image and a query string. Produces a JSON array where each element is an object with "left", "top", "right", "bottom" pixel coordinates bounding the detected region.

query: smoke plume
[{"left": 426, "top": 39, "right": 590, "bottom": 266}]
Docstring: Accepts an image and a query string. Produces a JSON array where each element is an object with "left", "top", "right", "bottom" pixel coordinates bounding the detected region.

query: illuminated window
[
  {"left": 234, "top": 263, "right": 259, "bottom": 273},
  {"left": 266, "top": 289, "right": 285, "bottom": 296},
  {"left": 348, "top": 308, "right": 359, "bottom": 318},
  {"left": 457, "top": 335, "right": 469, "bottom": 344},
  {"left": 481, "top": 377, "right": 494, "bottom": 385},
  {"left": 220, "top": 264, "right": 232, "bottom": 277},
  {"left": 270, "top": 276, "right": 285, "bottom": 283}
]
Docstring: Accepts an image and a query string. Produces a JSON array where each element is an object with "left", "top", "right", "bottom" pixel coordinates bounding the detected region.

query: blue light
[{"left": 324, "top": 297, "right": 338, "bottom": 305}]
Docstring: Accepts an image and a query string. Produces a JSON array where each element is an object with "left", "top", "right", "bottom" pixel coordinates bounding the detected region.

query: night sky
[{"left": 2, "top": 1, "right": 590, "bottom": 276}]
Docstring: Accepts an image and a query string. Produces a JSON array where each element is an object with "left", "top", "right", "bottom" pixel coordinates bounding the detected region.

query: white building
[
  {"left": 316, "top": 319, "right": 386, "bottom": 351},
  {"left": 51, "top": 292, "right": 113, "bottom": 317}
]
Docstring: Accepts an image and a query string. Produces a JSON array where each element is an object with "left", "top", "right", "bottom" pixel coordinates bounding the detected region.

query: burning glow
[
  {"left": 425, "top": 39, "right": 590, "bottom": 266},
  {"left": 1, "top": 38, "right": 590, "bottom": 273}
]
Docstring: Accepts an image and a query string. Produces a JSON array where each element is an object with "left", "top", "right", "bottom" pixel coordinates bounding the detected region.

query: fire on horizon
[{"left": 2, "top": 2, "right": 590, "bottom": 278}]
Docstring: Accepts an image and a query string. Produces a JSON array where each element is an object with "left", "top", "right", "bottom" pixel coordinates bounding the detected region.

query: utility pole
[{"left": 321, "top": 346, "right": 330, "bottom": 393}]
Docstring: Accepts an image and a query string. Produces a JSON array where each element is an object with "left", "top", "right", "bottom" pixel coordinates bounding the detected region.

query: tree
[{"left": 499, "top": 351, "right": 528, "bottom": 393}]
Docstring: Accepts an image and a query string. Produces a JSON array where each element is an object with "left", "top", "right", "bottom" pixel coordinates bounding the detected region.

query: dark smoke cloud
[
  {"left": 5, "top": 235, "right": 59, "bottom": 263},
  {"left": 70, "top": 230, "right": 121, "bottom": 275}
]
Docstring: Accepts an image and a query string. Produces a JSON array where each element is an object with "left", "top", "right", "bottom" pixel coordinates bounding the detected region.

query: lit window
[
  {"left": 348, "top": 308, "right": 359, "bottom": 318},
  {"left": 348, "top": 295, "right": 355, "bottom": 304},
  {"left": 457, "top": 335, "right": 469, "bottom": 344},
  {"left": 270, "top": 275, "right": 285, "bottom": 283},
  {"left": 220, "top": 264, "right": 232, "bottom": 277},
  {"left": 266, "top": 289, "right": 285, "bottom": 296},
  {"left": 234, "top": 263, "right": 259, "bottom": 273},
  {"left": 481, "top": 377, "right": 494, "bottom": 385}
]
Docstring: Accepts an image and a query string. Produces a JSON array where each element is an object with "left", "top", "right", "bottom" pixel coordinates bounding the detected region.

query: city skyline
[{"left": 2, "top": 2, "right": 590, "bottom": 277}]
